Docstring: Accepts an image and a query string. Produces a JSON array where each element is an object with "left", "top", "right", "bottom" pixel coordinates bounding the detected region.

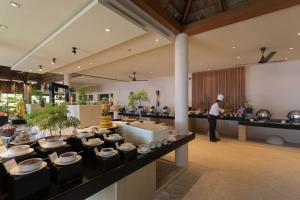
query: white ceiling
[
  {"left": 69, "top": 4, "right": 300, "bottom": 85},
  {"left": 9, "top": 0, "right": 149, "bottom": 73},
  {"left": 0, "top": 0, "right": 94, "bottom": 67}
]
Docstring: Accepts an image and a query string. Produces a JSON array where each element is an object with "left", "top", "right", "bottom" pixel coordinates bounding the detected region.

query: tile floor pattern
[{"left": 155, "top": 135, "right": 300, "bottom": 200}]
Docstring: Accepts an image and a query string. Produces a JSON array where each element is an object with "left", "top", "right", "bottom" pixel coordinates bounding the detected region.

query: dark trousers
[{"left": 208, "top": 115, "right": 217, "bottom": 141}]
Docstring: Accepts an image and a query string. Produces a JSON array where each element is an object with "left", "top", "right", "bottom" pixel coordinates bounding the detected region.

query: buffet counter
[{"left": 0, "top": 133, "right": 195, "bottom": 200}]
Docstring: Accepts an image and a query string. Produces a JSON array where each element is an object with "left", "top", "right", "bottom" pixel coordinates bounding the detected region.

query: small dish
[
  {"left": 85, "top": 138, "right": 104, "bottom": 147},
  {"left": 59, "top": 152, "right": 77, "bottom": 163},
  {"left": 99, "top": 148, "right": 117, "bottom": 157},
  {"left": 76, "top": 132, "right": 94, "bottom": 139},
  {"left": 105, "top": 134, "right": 122, "bottom": 141},
  {"left": 138, "top": 144, "right": 151, "bottom": 154},
  {"left": 54, "top": 155, "right": 82, "bottom": 166},
  {"left": 118, "top": 143, "right": 135, "bottom": 151}
]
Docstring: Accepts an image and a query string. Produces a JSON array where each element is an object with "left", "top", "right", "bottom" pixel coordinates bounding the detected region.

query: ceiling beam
[
  {"left": 184, "top": 0, "right": 300, "bottom": 35},
  {"left": 130, "top": 0, "right": 182, "bottom": 34},
  {"left": 182, "top": 0, "right": 192, "bottom": 24}
]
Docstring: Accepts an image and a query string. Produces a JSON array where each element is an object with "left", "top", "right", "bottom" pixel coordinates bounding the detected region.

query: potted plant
[
  {"left": 78, "top": 87, "right": 88, "bottom": 105},
  {"left": 128, "top": 90, "right": 149, "bottom": 112},
  {"left": 25, "top": 103, "right": 80, "bottom": 136}
]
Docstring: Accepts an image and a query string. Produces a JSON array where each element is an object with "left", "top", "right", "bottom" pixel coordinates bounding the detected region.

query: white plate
[
  {"left": 10, "top": 139, "right": 35, "bottom": 145},
  {"left": 137, "top": 148, "right": 151, "bottom": 154},
  {"left": 54, "top": 155, "right": 82, "bottom": 166},
  {"left": 10, "top": 161, "right": 47, "bottom": 176},
  {"left": 76, "top": 132, "right": 94, "bottom": 139},
  {"left": 85, "top": 140, "right": 104, "bottom": 147},
  {"left": 0, "top": 148, "right": 34, "bottom": 159},
  {"left": 40, "top": 141, "right": 67, "bottom": 149}
]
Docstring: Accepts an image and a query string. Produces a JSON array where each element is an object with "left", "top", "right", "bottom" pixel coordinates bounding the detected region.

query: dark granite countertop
[{"left": 239, "top": 120, "right": 300, "bottom": 130}]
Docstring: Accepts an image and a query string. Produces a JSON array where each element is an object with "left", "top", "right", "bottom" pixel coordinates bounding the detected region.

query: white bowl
[
  {"left": 100, "top": 148, "right": 115, "bottom": 156},
  {"left": 18, "top": 158, "right": 43, "bottom": 173},
  {"left": 59, "top": 152, "right": 77, "bottom": 163},
  {"left": 77, "top": 132, "right": 90, "bottom": 138},
  {"left": 119, "top": 143, "right": 135, "bottom": 151},
  {"left": 88, "top": 138, "right": 101, "bottom": 145}
]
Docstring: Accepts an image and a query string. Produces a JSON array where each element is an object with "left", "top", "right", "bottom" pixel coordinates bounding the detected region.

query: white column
[
  {"left": 64, "top": 73, "right": 71, "bottom": 86},
  {"left": 175, "top": 33, "right": 189, "bottom": 167}
]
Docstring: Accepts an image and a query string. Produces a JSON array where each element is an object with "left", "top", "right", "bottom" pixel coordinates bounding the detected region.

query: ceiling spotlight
[
  {"left": 284, "top": 57, "right": 289, "bottom": 60},
  {"left": 9, "top": 1, "right": 21, "bottom": 8},
  {"left": 29, "top": 69, "right": 32, "bottom": 72},
  {"left": 77, "top": 66, "right": 81, "bottom": 69},
  {"left": 297, "top": 33, "right": 300, "bottom": 36},
  {"left": 155, "top": 38, "right": 159, "bottom": 42},
  {"left": 150, "top": 72, "right": 153, "bottom": 74},
  {"left": 89, "top": 62, "right": 93, "bottom": 65},
  {"left": 0, "top": 25, "right": 8, "bottom": 30},
  {"left": 51, "top": 58, "right": 56, "bottom": 64},
  {"left": 39, "top": 65, "right": 43, "bottom": 72},
  {"left": 289, "top": 47, "right": 294, "bottom": 50},
  {"left": 72, "top": 47, "right": 77, "bottom": 55},
  {"left": 237, "top": 56, "right": 241, "bottom": 59},
  {"left": 105, "top": 28, "right": 111, "bottom": 32},
  {"left": 208, "top": 68, "right": 211, "bottom": 71},
  {"left": 232, "top": 46, "right": 236, "bottom": 49}
]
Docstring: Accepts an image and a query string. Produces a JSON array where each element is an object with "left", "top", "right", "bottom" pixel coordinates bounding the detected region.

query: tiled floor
[{"left": 155, "top": 135, "right": 300, "bottom": 200}]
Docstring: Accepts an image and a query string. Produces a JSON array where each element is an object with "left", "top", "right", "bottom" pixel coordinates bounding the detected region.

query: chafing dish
[
  {"left": 256, "top": 109, "right": 271, "bottom": 122},
  {"left": 287, "top": 110, "right": 300, "bottom": 125}
]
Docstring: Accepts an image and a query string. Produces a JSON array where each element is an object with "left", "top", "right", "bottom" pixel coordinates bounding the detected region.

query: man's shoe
[
  {"left": 215, "top": 138, "right": 221, "bottom": 141},
  {"left": 210, "top": 139, "right": 218, "bottom": 142}
]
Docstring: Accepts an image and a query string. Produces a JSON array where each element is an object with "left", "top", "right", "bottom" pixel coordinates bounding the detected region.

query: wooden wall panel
[{"left": 192, "top": 67, "right": 245, "bottom": 110}]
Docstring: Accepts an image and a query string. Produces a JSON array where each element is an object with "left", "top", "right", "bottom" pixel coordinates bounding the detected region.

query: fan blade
[
  {"left": 74, "top": 73, "right": 129, "bottom": 82},
  {"left": 263, "top": 51, "right": 277, "bottom": 63},
  {"left": 258, "top": 56, "right": 265, "bottom": 64}
]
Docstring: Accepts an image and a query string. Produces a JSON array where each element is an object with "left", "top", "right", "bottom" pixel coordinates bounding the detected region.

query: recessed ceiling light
[
  {"left": 89, "top": 62, "right": 93, "bottom": 65},
  {"left": 155, "top": 38, "right": 159, "bottom": 42},
  {"left": 9, "top": 1, "right": 21, "bottom": 8},
  {"left": 105, "top": 28, "right": 111, "bottom": 32},
  {"left": 207, "top": 68, "right": 211, "bottom": 71},
  {"left": 29, "top": 69, "right": 32, "bottom": 72},
  {"left": 232, "top": 46, "right": 236, "bottom": 49},
  {"left": 237, "top": 56, "right": 241, "bottom": 59},
  {"left": 284, "top": 57, "right": 289, "bottom": 60},
  {"left": 77, "top": 66, "right": 81, "bottom": 69},
  {"left": 289, "top": 47, "right": 294, "bottom": 50},
  {"left": 0, "top": 25, "right": 8, "bottom": 30},
  {"left": 150, "top": 72, "right": 153, "bottom": 74},
  {"left": 297, "top": 33, "right": 300, "bottom": 36}
]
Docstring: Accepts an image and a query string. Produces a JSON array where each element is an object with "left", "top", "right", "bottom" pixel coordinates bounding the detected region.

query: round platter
[
  {"left": 54, "top": 155, "right": 82, "bottom": 166},
  {"left": 0, "top": 148, "right": 34, "bottom": 159},
  {"left": 10, "top": 139, "right": 35, "bottom": 145},
  {"left": 40, "top": 141, "right": 67, "bottom": 149},
  {"left": 85, "top": 140, "right": 104, "bottom": 147},
  {"left": 10, "top": 161, "right": 47, "bottom": 176}
]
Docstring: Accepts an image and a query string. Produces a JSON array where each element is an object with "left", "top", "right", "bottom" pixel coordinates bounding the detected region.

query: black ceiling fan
[
  {"left": 258, "top": 47, "right": 277, "bottom": 64},
  {"left": 129, "top": 72, "right": 148, "bottom": 82}
]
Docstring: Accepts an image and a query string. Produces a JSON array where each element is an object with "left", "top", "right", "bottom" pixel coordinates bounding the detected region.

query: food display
[
  {"left": 99, "top": 98, "right": 113, "bottom": 128},
  {"left": 287, "top": 110, "right": 300, "bottom": 125},
  {"left": 40, "top": 138, "right": 66, "bottom": 149},
  {"left": 256, "top": 109, "right": 271, "bottom": 122}
]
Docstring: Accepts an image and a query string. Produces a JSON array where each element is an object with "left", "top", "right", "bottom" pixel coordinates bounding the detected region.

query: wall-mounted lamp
[{"left": 51, "top": 58, "right": 56, "bottom": 64}]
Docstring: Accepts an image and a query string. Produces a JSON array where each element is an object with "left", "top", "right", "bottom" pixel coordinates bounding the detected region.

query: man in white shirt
[{"left": 208, "top": 94, "right": 225, "bottom": 142}]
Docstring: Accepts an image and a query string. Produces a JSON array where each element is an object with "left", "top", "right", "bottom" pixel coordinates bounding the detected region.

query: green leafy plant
[
  {"left": 128, "top": 90, "right": 149, "bottom": 109},
  {"left": 78, "top": 88, "right": 88, "bottom": 105},
  {"left": 31, "top": 85, "right": 45, "bottom": 107},
  {"left": 25, "top": 103, "right": 80, "bottom": 136}
]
